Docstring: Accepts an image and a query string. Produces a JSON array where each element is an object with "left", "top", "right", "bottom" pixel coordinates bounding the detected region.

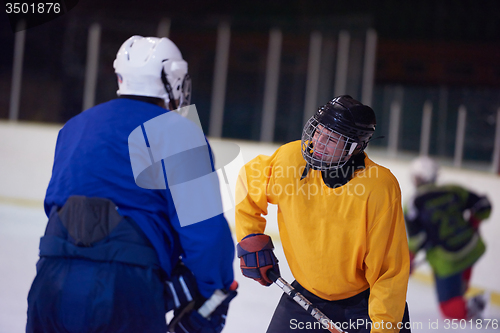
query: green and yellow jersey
[{"left": 405, "top": 183, "right": 491, "bottom": 277}]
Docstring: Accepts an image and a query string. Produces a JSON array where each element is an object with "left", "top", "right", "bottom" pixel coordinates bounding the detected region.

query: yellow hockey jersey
[{"left": 235, "top": 140, "right": 410, "bottom": 332}]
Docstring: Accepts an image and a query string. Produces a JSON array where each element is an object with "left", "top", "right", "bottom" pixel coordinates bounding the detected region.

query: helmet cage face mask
[
  {"left": 179, "top": 74, "right": 192, "bottom": 108},
  {"left": 161, "top": 69, "right": 191, "bottom": 109},
  {"left": 301, "top": 116, "right": 359, "bottom": 171}
]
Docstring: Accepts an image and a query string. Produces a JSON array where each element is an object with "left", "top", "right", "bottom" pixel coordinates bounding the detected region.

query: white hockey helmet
[
  {"left": 410, "top": 156, "right": 439, "bottom": 186},
  {"left": 113, "top": 36, "right": 191, "bottom": 109}
]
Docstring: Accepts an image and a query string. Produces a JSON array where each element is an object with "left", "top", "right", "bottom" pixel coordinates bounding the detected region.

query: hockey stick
[
  {"left": 168, "top": 281, "right": 238, "bottom": 332},
  {"left": 267, "top": 270, "right": 345, "bottom": 333}
]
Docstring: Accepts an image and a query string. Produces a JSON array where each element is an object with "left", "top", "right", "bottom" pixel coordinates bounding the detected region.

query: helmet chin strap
[
  {"left": 348, "top": 142, "right": 358, "bottom": 155},
  {"left": 300, "top": 164, "right": 311, "bottom": 180}
]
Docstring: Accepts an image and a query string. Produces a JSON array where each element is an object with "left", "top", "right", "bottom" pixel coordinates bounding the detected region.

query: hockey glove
[
  {"left": 169, "top": 282, "right": 238, "bottom": 333},
  {"left": 165, "top": 261, "right": 203, "bottom": 312},
  {"left": 237, "top": 233, "right": 280, "bottom": 286}
]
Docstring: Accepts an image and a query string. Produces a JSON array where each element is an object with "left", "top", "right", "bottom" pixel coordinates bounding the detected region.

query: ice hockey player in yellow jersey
[{"left": 236, "top": 95, "right": 411, "bottom": 332}]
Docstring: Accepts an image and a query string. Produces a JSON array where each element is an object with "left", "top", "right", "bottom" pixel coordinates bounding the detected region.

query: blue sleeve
[
  {"left": 162, "top": 138, "right": 235, "bottom": 298},
  {"left": 173, "top": 213, "right": 235, "bottom": 298}
]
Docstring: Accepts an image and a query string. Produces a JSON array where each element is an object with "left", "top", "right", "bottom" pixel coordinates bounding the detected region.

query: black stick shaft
[{"left": 267, "top": 270, "right": 345, "bottom": 333}]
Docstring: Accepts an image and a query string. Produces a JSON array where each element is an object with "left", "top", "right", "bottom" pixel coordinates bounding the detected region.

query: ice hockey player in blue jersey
[
  {"left": 405, "top": 156, "right": 491, "bottom": 320},
  {"left": 26, "top": 36, "right": 236, "bottom": 333}
]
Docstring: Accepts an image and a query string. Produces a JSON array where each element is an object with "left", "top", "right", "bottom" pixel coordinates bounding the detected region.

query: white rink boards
[{"left": 1, "top": 121, "right": 499, "bottom": 332}]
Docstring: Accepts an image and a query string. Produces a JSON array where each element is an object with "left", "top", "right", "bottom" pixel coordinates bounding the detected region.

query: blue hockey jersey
[{"left": 44, "top": 98, "right": 234, "bottom": 297}]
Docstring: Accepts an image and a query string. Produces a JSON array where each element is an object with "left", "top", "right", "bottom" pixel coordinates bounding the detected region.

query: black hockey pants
[{"left": 267, "top": 280, "right": 411, "bottom": 333}]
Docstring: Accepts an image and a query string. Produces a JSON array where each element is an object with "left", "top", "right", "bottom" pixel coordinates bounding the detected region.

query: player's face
[{"left": 312, "top": 124, "right": 348, "bottom": 164}]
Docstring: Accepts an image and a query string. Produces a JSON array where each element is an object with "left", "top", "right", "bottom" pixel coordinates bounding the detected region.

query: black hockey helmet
[
  {"left": 301, "top": 95, "right": 376, "bottom": 170},
  {"left": 316, "top": 95, "right": 376, "bottom": 151}
]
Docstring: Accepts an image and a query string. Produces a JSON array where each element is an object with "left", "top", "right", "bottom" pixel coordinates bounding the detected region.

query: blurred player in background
[
  {"left": 235, "top": 95, "right": 411, "bottom": 332},
  {"left": 405, "top": 156, "right": 492, "bottom": 320},
  {"left": 26, "top": 36, "right": 236, "bottom": 333}
]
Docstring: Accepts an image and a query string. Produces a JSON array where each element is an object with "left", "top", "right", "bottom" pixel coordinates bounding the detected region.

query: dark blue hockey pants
[
  {"left": 26, "top": 197, "right": 168, "bottom": 333},
  {"left": 267, "top": 280, "right": 411, "bottom": 333}
]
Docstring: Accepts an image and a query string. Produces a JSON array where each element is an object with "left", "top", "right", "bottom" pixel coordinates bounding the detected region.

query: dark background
[{"left": 1, "top": 0, "right": 500, "bottom": 163}]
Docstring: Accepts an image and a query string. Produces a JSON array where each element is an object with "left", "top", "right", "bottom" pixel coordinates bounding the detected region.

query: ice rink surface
[
  {"left": 1, "top": 124, "right": 499, "bottom": 332},
  {"left": 1, "top": 203, "right": 499, "bottom": 333}
]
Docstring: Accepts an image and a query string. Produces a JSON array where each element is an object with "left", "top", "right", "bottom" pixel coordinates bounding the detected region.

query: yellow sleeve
[
  {"left": 364, "top": 196, "right": 410, "bottom": 333},
  {"left": 235, "top": 151, "right": 278, "bottom": 242}
]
